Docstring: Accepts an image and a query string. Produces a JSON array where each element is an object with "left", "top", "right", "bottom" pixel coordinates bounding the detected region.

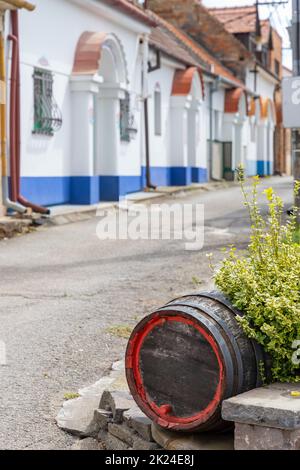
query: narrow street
[{"left": 0, "top": 176, "right": 293, "bottom": 449}]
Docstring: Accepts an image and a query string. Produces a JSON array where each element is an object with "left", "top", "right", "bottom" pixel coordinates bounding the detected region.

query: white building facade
[{"left": 2, "top": 0, "right": 279, "bottom": 208}]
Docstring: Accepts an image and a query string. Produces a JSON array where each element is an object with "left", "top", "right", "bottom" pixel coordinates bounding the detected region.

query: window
[
  {"left": 275, "top": 59, "right": 280, "bottom": 77},
  {"left": 33, "top": 68, "right": 62, "bottom": 136},
  {"left": 120, "top": 91, "right": 130, "bottom": 142},
  {"left": 154, "top": 85, "right": 162, "bottom": 136}
]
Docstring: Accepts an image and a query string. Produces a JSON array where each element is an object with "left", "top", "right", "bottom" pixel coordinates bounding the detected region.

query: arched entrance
[
  {"left": 170, "top": 67, "right": 205, "bottom": 185},
  {"left": 257, "top": 98, "right": 276, "bottom": 176},
  {"left": 223, "top": 88, "right": 248, "bottom": 178},
  {"left": 71, "top": 32, "right": 128, "bottom": 203}
]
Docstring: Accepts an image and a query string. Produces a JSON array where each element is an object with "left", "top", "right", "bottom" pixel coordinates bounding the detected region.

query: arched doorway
[
  {"left": 170, "top": 67, "right": 204, "bottom": 185},
  {"left": 257, "top": 98, "right": 276, "bottom": 176},
  {"left": 223, "top": 88, "right": 248, "bottom": 178},
  {"left": 71, "top": 32, "right": 128, "bottom": 203}
]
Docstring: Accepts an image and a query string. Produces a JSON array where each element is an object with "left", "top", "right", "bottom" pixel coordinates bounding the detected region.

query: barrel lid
[{"left": 126, "top": 310, "right": 226, "bottom": 431}]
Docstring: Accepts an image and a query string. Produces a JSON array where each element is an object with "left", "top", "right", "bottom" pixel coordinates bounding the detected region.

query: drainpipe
[
  {"left": 141, "top": 34, "right": 156, "bottom": 190},
  {"left": 0, "top": 16, "right": 26, "bottom": 213},
  {"left": 208, "top": 77, "right": 221, "bottom": 181},
  {"left": 10, "top": 9, "right": 50, "bottom": 214}
]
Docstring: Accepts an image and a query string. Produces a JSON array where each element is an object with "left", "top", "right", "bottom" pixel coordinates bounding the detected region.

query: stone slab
[
  {"left": 151, "top": 423, "right": 234, "bottom": 450},
  {"left": 123, "top": 406, "right": 153, "bottom": 442},
  {"left": 108, "top": 423, "right": 134, "bottom": 446},
  {"left": 222, "top": 383, "right": 300, "bottom": 430},
  {"left": 234, "top": 423, "right": 300, "bottom": 450},
  {"left": 100, "top": 390, "right": 134, "bottom": 423},
  {"left": 56, "top": 360, "right": 125, "bottom": 436}
]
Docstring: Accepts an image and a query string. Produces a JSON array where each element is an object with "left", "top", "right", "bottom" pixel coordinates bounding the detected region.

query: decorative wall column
[
  {"left": 95, "top": 84, "right": 126, "bottom": 201},
  {"left": 267, "top": 122, "right": 275, "bottom": 175},
  {"left": 223, "top": 113, "right": 236, "bottom": 171},
  {"left": 257, "top": 121, "right": 268, "bottom": 176},
  {"left": 170, "top": 95, "right": 191, "bottom": 185},
  {"left": 70, "top": 75, "right": 102, "bottom": 204},
  {"left": 188, "top": 100, "right": 204, "bottom": 182}
]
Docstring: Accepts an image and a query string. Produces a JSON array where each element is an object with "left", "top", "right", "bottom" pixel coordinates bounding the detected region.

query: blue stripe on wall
[
  {"left": 21, "top": 177, "right": 71, "bottom": 206},
  {"left": 191, "top": 167, "right": 208, "bottom": 183},
  {"left": 21, "top": 166, "right": 209, "bottom": 206},
  {"left": 257, "top": 160, "right": 273, "bottom": 177},
  {"left": 71, "top": 176, "right": 100, "bottom": 205},
  {"left": 257, "top": 160, "right": 266, "bottom": 176},
  {"left": 170, "top": 167, "right": 192, "bottom": 186},
  {"left": 141, "top": 166, "right": 170, "bottom": 187},
  {"left": 99, "top": 175, "right": 141, "bottom": 201}
]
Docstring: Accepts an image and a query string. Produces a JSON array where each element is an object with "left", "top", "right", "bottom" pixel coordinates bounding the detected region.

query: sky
[{"left": 202, "top": 0, "right": 293, "bottom": 69}]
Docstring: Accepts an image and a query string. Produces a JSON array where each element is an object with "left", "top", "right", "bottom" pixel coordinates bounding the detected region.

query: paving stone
[
  {"left": 93, "top": 409, "right": 113, "bottom": 431},
  {"left": 132, "top": 434, "right": 160, "bottom": 450},
  {"left": 234, "top": 423, "right": 300, "bottom": 450},
  {"left": 103, "top": 433, "right": 131, "bottom": 451},
  {"left": 56, "top": 361, "right": 123, "bottom": 436},
  {"left": 151, "top": 423, "right": 234, "bottom": 450},
  {"left": 123, "top": 406, "right": 153, "bottom": 441},
  {"left": 222, "top": 383, "right": 300, "bottom": 430},
  {"left": 72, "top": 437, "right": 104, "bottom": 450},
  {"left": 108, "top": 423, "right": 134, "bottom": 446},
  {"left": 100, "top": 390, "right": 134, "bottom": 423}
]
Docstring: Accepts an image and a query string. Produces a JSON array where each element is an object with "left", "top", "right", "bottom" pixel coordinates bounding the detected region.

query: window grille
[
  {"left": 120, "top": 91, "right": 131, "bottom": 142},
  {"left": 33, "top": 68, "right": 62, "bottom": 136}
]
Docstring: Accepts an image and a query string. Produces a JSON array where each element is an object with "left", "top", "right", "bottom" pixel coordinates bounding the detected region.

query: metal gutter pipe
[
  {"left": 208, "top": 77, "right": 221, "bottom": 181},
  {"left": 11, "top": 9, "right": 50, "bottom": 214},
  {"left": 0, "top": 19, "right": 26, "bottom": 213},
  {"left": 142, "top": 34, "right": 156, "bottom": 190}
]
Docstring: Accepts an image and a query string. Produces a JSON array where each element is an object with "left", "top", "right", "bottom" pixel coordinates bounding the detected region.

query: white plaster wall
[
  {"left": 245, "top": 66, "right": 276, "bottom": 100},
  {"left": 15, "top": 0, "right": 149, "bottom": 178},
  {"left": 147, "top": 62, "right": 175, "bottom": 168}
]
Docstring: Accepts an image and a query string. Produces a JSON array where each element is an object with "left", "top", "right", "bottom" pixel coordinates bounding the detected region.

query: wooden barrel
[{"left": 126, "top": 291, "right": 269, "bottom": 433}]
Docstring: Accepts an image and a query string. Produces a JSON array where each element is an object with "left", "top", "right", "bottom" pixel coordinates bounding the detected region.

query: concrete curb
[{"left": 47, "top": 180, "right": 238, "bottom": 227}]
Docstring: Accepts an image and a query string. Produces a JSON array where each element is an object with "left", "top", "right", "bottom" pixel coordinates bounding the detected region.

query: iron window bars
[
  {"left": 120, "top": 91, "right": 137, "bottom": 142},
  {"left": 33, "top": 68, "right": 62, "bottom": 136}
]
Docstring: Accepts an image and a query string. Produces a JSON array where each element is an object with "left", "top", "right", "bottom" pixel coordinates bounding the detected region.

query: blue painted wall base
[
  {"left": 191, "top": 167, "right": 208, "bottom": 183},
  {"left": 20, "top": 166, "right": 209, "bottom": 206}
]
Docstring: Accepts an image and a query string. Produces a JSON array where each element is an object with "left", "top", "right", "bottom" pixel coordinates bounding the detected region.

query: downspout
[
  {"left": 208, "top": 77, "right": 221, "bottom": 181},
  {"left": 0, "top": 15, "right": 26, "bottom": 213},
  {"left": 11, "top": 9, "right": 50, "bottom": 214},
  {"left": 141, "top": 34, "right": 156, "bottom": 190}
]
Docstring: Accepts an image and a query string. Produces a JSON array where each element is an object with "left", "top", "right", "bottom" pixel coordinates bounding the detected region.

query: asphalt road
[{"left": 0, "top": 176, "right": 293, "bottom": 449}]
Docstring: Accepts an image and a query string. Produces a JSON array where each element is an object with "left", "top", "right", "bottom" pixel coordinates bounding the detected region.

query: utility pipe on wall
[
  {"left": 141, "top": 34, "right": 156, "bottom": 190},
  {"left": 10, "top": 9, "right": 50, "bottom": 214},
  {"left": 0, "top": 17, "right": 25, "bottom": 213},
  {"left": 208, "top": 77, "right": 221, "bottom": 181}
]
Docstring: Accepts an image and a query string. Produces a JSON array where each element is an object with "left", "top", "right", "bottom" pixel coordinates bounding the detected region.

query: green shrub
[{"left": 214, "top": 172, "right": 300, "bottom": 382}]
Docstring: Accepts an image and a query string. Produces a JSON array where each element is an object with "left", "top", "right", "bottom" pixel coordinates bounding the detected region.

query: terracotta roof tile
[
  {"left": 100, "top": 0, "right": 157, "bottom": 27},
  {"left": 149, "top": 27, "right": 199, "bottom": 67},
  {"left": 209, "top": 6, "right": 271, "bottom": 44},
  {"left": 148, "top": 10, "right": 244, "bottom": 88}
]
